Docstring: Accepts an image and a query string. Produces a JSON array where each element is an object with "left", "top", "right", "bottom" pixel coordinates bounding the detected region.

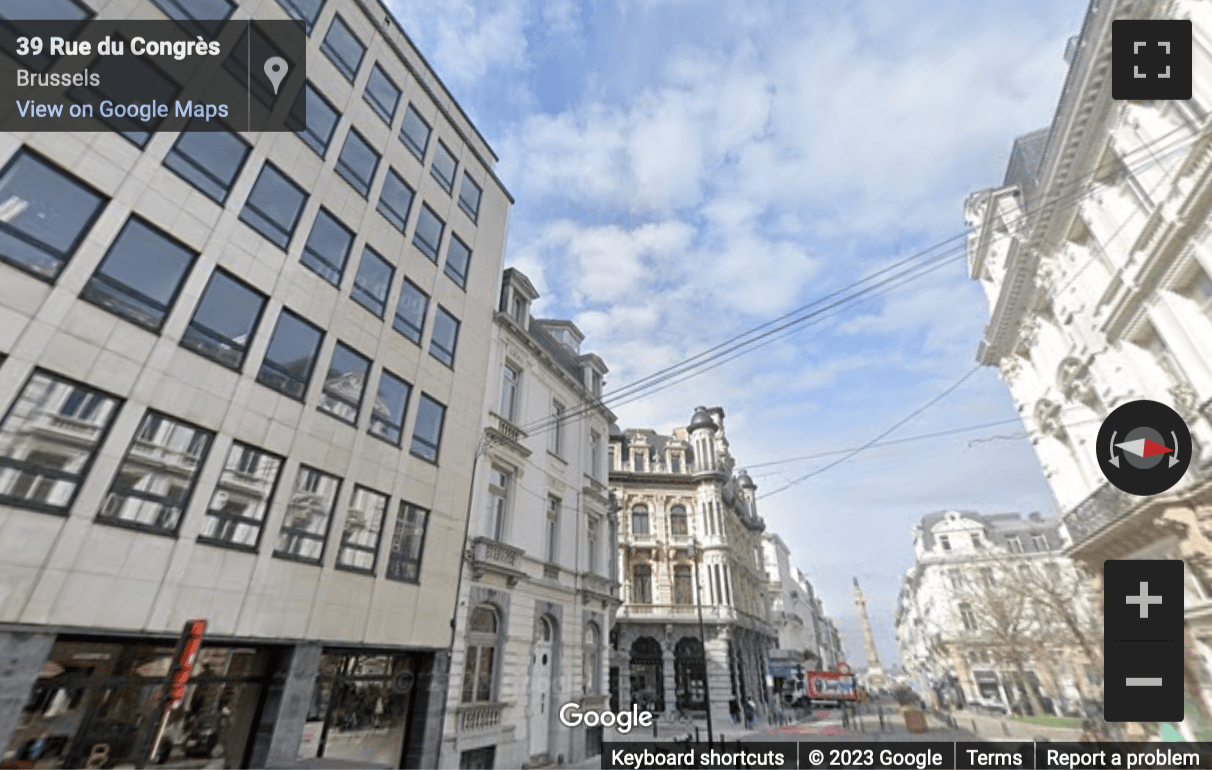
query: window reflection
[{"left": 299, "top": 652, "right": 414, "bottom": 766}]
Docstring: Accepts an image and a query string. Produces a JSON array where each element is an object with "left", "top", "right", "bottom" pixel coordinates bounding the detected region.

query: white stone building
[
  {"left": 0, "top": 0, "right": 511, "bottom": 766},
  {"left": 763, "top": 534, "right": 831, "bottom": 695},
  {"left": 965, "top": 0, "right": 1212, "bottom": 738},
  {"left": 438, "top": 268, "right": 619, "bottom": 769}
]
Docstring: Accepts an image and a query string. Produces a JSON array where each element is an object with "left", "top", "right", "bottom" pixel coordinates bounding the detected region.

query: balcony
[
  {"left": 1062, "top": 483, "right": 1140, "bottom": 549},
  {"left": 583, "top": 474, "right": 608, "bottom": 502},
  {"left": 458, "top": 702, "right": 508, "bottom": 732},
  {"left": 543, "top": 564, "right": 560, "bottom": 580},
  {"left": 469, "top": 537, "right": 527, "bottom": 586},
  {"left": 485, "top": 413, "right": 530, "bottom": 457},
  {"left": 582, "top": 574, "right": 617, "bottom": 602}
]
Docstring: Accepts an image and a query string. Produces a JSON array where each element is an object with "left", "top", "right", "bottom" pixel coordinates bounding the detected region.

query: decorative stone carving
[
  {"left": 1057, "top": 356, "right": 1100, "bottom": 408},
  {"left": 1172, "top": 382, "right": 1199, "bottom": 418},
  {"left": 999, "top": 356, "right": 1023, "bottom": 382},
  {"left": 1034, "top": 398, "right": 1067, "bottom": 440},
  {"left": 1020, "top": 315, "right": 1041, "bottom": 349}
]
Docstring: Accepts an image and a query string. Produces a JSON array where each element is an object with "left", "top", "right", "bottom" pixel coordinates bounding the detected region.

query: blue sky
[{"left": 388, "top": 0, "right": 1090, "bottom": 671}]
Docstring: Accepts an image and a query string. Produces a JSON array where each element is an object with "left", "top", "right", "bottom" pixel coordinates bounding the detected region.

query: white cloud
[{"left": 385, "top": 0, "right": 530, "bottom": 89}]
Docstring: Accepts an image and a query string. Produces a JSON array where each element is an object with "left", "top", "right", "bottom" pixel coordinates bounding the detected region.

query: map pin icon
[{"left": 264, "top": 56, "right": 288, "bottom": 95}]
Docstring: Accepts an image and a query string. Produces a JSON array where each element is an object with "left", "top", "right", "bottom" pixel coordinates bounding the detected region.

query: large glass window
[
  {"left": 97, "top": 412, "right": 213, "bottom": 534},
  {"left": 273, "top": 0, "right": 323, "bottom": 32},
  {"left": 300, "top": 208, "right": 354, "bottom": 286},
  {"left": 318, "top": 342, "right": 370, "bottom": 424},
  {"left": 429, "top": 307, "right": 459, "bottom": 367},
  {"left": 413, "top": 204, "right": 444, "bottom": 261},
  {"left": 0, "top": 149, "right": 106, "bottom": 280},
  {"left": 321, "top": 14, "right": 365, "bottom": 82},
  {"left": 444, "top": 234, "right": 471, "bottom": 289},
  {"left": 337, "top": 485, "right": 387, "bottom": 573},
  {"left": 80, "top": 217, "right": 197, "bottom": 332},
  {"left": 376, "top": 169, "right": 414, "bottom": 231},
  {"left": 69, "top": 53, "right": 179, "bottom": 147},
  {"left": 386, "top": 502, "right": 428, "bottom": 582},
  {"left": 275, "top": 465, "right": 341, "bottom": 563},
  {"left": 301, "top": 652, "right": 415, "bottom": 767},
  {"left": 431, "top": 141, "right": 457, "bottom": 193},
  {"left": 0, "top": 371, "right": 120, "bottom": 514},
  {"left": 351, "top": 246, "right": 393, "bottom": 317},
  {"left": 335, "top": 130, "right": 379, "bottom": 197},
  {"left": 151, "top": 0, "right": 234, "bottom": 47},
  {"left": 198, "top": 442, "right": 284, "bottom": 549},
  {"left": 458, "top": 173, "right": 482, "bottom": 222},
  {"left": 292, "top": 83, "right": 340, "bottom": 157},
  {"left": 256, "top": 309, "right": 324, "bottom": 400},
  {"left": 239, "top": 162, "right": 308, "bottom": 249},
  {"left": 461, "top": 607, "right": 498, "bottom": 703},
  {"left": 410, "top": 394, "right": 445, "bottom": 463},
  {"left": 368, "top": 369, "right": 411, "bottom": 446},
  {"left": 392, "top": 279, "right": 428, "bottom": 344},
  {"left": 180, "top": 269, "right": 267, "bottom": 370},
  {"left": 364, "top": 64, "right": 401, "bottom": 124},
  {"left": 399, "top": 105, "right": 431, "bottom": 161},
  {"left": 163, "top": 124, "right": 251, "bottom": 204}
]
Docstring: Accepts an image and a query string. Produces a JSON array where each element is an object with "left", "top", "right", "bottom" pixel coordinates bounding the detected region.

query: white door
[{"left": 529, "top": 618, "right": 553, "bottom": 758}]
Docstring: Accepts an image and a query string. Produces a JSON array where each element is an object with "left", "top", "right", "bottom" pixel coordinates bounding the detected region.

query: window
[
  {"left": 461, "top": 606, "right": 498, "bottom": 703},
  {"left": 429, "top": 306, "right": 459, "bottom": 367},
  {"left": 334, "top": 130, "right": 379, "bottom": 197},
  {"left": 633, "top": 564, "right": 652, "bottom": 604},
  {"left": 587, "top": 517, "right": 599, "bottom": 574},
  {"left": 197, "top": 442, "right": 283, "bottom": 549},
  {"left": 1045, "top": 563, "right": 1062, "bottom": 583},
  {"left": 368, "top": 369, "right": 411, "bottom": 446},
  {"left": 947, "top": 568, "right": 962, "bottom": 589},
  {"left": 631, "top": 504, "right": 649, "bottom": 535},
  {"left": 98, "top": 412, "right": 213, "bottom": 534},
  {"left": 590, "top": 431, "right": 602, "bottom": 478},
  {"left": 1180, "top": 264, "right": 1212, "bottom": 315},
  {"left": 1005, "top": 535, "right": 1023, "bottom": 554},
  {"left": 970, "top": 532, "right": 983, "bottom": 550},
  {"left": 460, "top": 748, "right": 496, "bottom": 769},
  {"left": 670, "top": 505, "right": 688, "bottom": 536},
  {"left": 410, "top": 393, "right": 445, "bottom": 462},
  {"left": 337, "top": 485, "right": 388, "bottom": 572},
  {"left": 318, "top": 342, "right": 370, "bottom": 424},
  {"left": 292, "top": 83, "right": 340, "bottom": 156},
  {"left": 444, "top": 234, "right": 471, "bottom": 289},
  {"left": 350, "top": 246, "right": 393, "bottom": 317},
  {"left": 671, "top": 454, "right": 681, "bottom": 473},
  {"left": 152, "top": 0, "right": 234, "bottom": 38},
  {"left": 321, "top": 14, "right": 365, "bottom": 82},
  {"left": 487, "top": 468, "right": 509, "bottom": 540},
  {"left": 458, "top": 173, "right": 482, "bottom": 221},
  {"left": 431, "top": 141, "right": 457, "bottom": 193},
  {"left": 180, "top": 269, "right": 267, "bottom": 370},
  {"left": 399, "top": 105, "right": 431, "bottom": 160},
  {"left": 979, "top": 567, "right": 996, "bottom": 588},
  {"left": 634, "top": 452, "right": 646, "bottom": 472},
  {"left": 364, "top": 64, "right": 400, "bottom": 123},
  {"left": 583, "top": 623, "right": 600, "bottom": 695},
  {"left": 938, "top": 534, "right": 951, "bottom": 552},
  {"left": 674, "top": 565, "right": 693, "bottom": 605},
  {"left": 550, "top": 400, "right": 566, "bottom": 457},
  {"left": 300, "top": 208, "right": 354, "bottom": 286},
  {"left": 257, "top": 309, "right": 324, "bottom": 400},
  {"left": 393, "top": 279, "right": 428, "bottom": 343},
  {"left": 0, "top": 371, "right": 119, "bottom": 513},
  {"left": 1032, "top": 534, "right": 1048, "bottom": 551},
  {"left": 273, "top": 0, "right": 323, "bottom": 32},
  {"left": 386, "top": 501, "right": 428, "bottom": 582},
  {"left": 376, "top": 169, "right": 414, "bottom": 231},
  {"left": 413, "top": 204, "right": 444, "bottom": 261},
  {"left": 69, "top": 53, "right": 178, "bottom": 147},
  {"left": 163, "top": 124, "right": 251, "bottom": 205},
  {"left": 275, "top": 465, "right": 341, "bottom": 563},
  {"left": 80, "top": 217, "right": 197, "bottom": 332},
  {"left": 239, "top": 162, "right": 308, "bottom": 249},
  {"left": 500, "top": 364, "right": 520, "bottom": 422},
  {"left": 0, "top": 149, "right": 106, "bottom": 280},
  {"left": 1018, "top": 564, "right": 1033, "bottom": 580},
  {"left": 543, "top": 495, "right": 561, "bottom": 563},
  {"left": 959, "top": 602, "right": 977, "bottom": 631}
]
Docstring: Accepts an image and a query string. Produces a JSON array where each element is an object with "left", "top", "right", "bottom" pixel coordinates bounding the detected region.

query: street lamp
[{"left": 686, "top": 540, "right": 714, "bottom": 746}]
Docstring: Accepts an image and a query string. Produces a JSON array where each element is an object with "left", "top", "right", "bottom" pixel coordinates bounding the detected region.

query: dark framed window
[
  {"left": 151, "top": 0, "right": 234, "bottom": 38},
  {"left": 163, "top": 123, "right": 251, "bottom": 204},
  {"left": 412, "top": 204, "right": 444, "bottom": 261},
  {"left": 670, "top": 505, "right": 688, "bottom": 535},
  {"left": 369, "top": 369, "right": 411, "bottom": 446},
  {"left": 256, "top": 309, "right": 323, "bottom": 400},
  {"left": 386, "top": 501, "right": 428, "bottom": 582},
  {"left": 239, "top": 162, "right": 308, "bottom": 249},
  {"left": 633, "top": 564, "right": 652, "bottom": 604},
  {"left": 399, "top": 105, "right": 431, "bottom": 161},
  {"left": 180, "top": 269, "right": 267, "bottom": 370},
  {"left": 673, "top": 565, "right": 693, "bottom": 605},
  {"left": 429, "top": 307, "right": 459, "bottom": 367},
  {"left": 80, "top": 217, "right": 197, "bottom": 332},
  {"left": 444, "top": 234, "right": 471, "bottom": 289},
  {"left": 198, "top": 441, "right": 284, "bottom": 550},
  {"left": 0, "top": 149, "right": 106, "bottom": 280},
  {"left": 431, "top": 141, "right": 457, "bottom": 194},
  {"left": 392, "top": 279, "right": 428, "bottom": 344},
  {"left": 290, "top": 83, "right": 340, "bottom": 157},
  {"left": 68, "top": 51, "right": 179, "bottom": 147},
  {"left": 631, "top": 504, "right": 649, "bottom": 535},
  {"left": 321, "top": 14, "right": 365, "bottom": 82},
  {"left": 458, "top": 173, "right": 482, "bottom": 221},
  {"left": 300, "top": 208, "right": 354, "bottom": 286},
  {"left": 318, "top": 342, "right": 370, "bottom": 424},
  {"left": 351, "top": 246, "right": 393, "bottom": 317},
  {"left": 0, "top": 371, "right": 120, "bottom": 514},
  {"left": 336, "top": 485, "right": 388, "bottom": 573},
  {"left": 0, "top": 1, "right": 93, "bottom": 72},
  {"left": 97, "top": 411, "right": 214, "bottom": 534},
  {"left": 461, "top": 606, "right": 498, "bottom": 703},
  {"left": 335, "top": 129, "right": 379, "bottom": 197},
  {"left": 376, "top": 168, "right": 414, "bottom": 231},
  {"left": 274, "top": 465, "right": 341, "bottom": 563},
  {"left": 273, "top": 0, "right": 323, "bottom": 33},
  {"left": 364, "top": 64, "right": 401, "bottom": 124},
  {"left": 410, "top": 394, "right": 445, "bottom": 463}
]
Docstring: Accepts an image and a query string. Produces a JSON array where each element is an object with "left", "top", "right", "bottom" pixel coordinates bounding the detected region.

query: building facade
[
  {"left": 965, "top": 0, "right": 1212, "bottom": 739},
  {"left": 0, "top": 0, "right": 511, "bottom": 766},
  {"left": 439, "top": 268, "right": 619, "bottom": 769},
  {"left": 762, "top": 534, "right": 828, "bottom": 696},
  {"left": 608, "top": 407, "right": 778, "bottom": 730}
]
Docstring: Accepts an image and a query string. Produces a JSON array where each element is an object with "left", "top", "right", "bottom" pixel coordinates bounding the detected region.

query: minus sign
[
  {"left": 1126, "top": 678, "right": 1163, "bottom": 687},
  {"left": 1114, "top": 639, "right": 1174, "bottom": 642}
]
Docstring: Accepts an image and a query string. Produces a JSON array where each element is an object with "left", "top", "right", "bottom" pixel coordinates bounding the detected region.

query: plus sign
[{"left": 1126, "top": 581, "right": 1163, "bottom": 618}]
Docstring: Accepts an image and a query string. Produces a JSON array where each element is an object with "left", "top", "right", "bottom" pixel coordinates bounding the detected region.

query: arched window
[
  {"left": 583, "top": 623, "right": 600, "bottom": 694},
  {"left": 633, "top": 564, "right": 652, "bottom": 604},
  {"left": 631, "top": 504, "right": 649, "bottom": 535},
  {"left": 669, "top": 505, "right": 688, "bottom": 536},
  {"left": 461, "top": 605, "right": 499, "bottom": 703}
]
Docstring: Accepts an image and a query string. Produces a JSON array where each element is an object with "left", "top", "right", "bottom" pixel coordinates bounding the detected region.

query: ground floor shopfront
[{"left": 0, "top": 627, "right": 447, "bottom": 769}]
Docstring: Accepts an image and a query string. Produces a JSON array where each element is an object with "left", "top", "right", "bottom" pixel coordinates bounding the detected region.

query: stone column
[
  {"left": 405, "top": 651, "right": 449, "bottom": 769},
  {"left": 257, "top": 642, "right": 322, "bottom": 769},
  {"left": 0, "top": 630, "right": 56, "bottom": 755}
]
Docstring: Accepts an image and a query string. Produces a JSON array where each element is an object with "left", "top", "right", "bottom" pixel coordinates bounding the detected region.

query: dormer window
[
  {"left": 511, "top": 293, "right": 527, "bottom": 324},
  {"left": 671, "top": 453, "right": 681, "bottom": 473},
  {"left": 939, "top": 535, "right": 951, "bottom": 551},
  {"left": 970, "top": 532, "right": 983, "bottom": 550}
]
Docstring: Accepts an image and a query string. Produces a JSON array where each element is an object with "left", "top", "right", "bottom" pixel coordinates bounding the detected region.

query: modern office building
[{"left": 0, "top": 0, "right": 511, "bottom": 766}]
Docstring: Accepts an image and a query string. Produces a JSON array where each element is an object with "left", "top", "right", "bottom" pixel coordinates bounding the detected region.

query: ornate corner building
[
  {"left": 965, "top": 0, "right": 1212, "bottom": 738},
  {"left": 607, "top": 407, "right": 778, "bottom": 730}
]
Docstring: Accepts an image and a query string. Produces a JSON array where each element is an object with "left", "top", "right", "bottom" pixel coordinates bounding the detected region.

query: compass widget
[{"left": 1097, "top": 399, "right": 1192, "bottom": 496}]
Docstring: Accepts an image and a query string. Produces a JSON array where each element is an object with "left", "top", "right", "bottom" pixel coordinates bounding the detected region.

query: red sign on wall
[{"left": 806, "top": 671, "right": 858, "bottom": 700}]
